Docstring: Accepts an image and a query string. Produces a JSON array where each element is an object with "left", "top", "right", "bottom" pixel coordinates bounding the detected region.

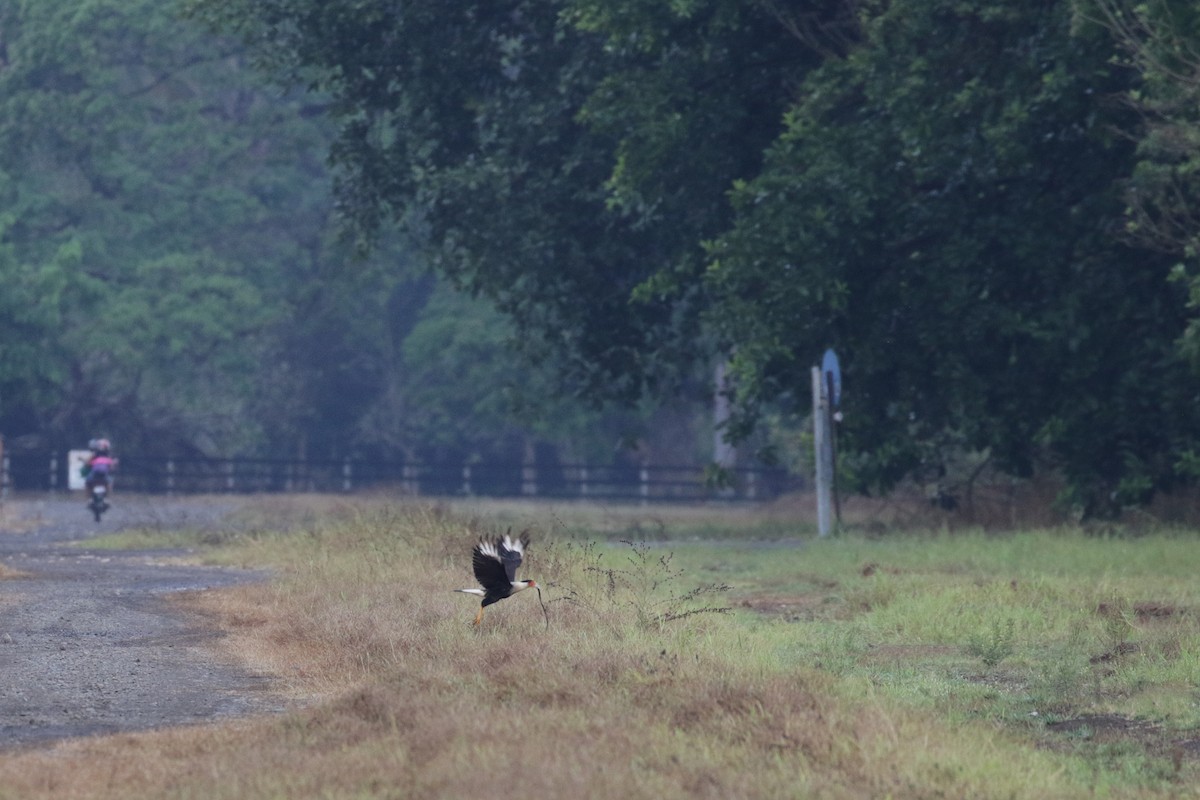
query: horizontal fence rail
[{"left": 2, "top": 453, "right": 802, "bottom": 504}]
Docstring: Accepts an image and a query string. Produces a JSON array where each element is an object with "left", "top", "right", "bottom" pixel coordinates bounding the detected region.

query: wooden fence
[{"left": 1, "top": 453, "right": 801, "bottom": 504}]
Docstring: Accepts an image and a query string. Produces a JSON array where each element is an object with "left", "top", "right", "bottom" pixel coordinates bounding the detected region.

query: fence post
[
  {"left": 0, "top": 435, "right": 7, "bottom": 501},
  {"left": 521, "top": 442, "right": 537, "bottom": 496},
  {"left": 342, "top": 458, "right": 352, "bottom": 492},
  {"left": 462, "top": 463, "right": 473, "bottom": 496},
  {"left": 579, "top": 465, "right": 589, "bottom": 499},
  {"left": 49, "top": 452, "right": 58, "bottom": 492},
  {"left": 225, "top": 460, "right": 235, "bottom": 491},
  {"left": 640, "top": 463, "right": 650, "bottom": 506},
  {"left": 167, "top": 459, "right": 175, "bottom": 496}
]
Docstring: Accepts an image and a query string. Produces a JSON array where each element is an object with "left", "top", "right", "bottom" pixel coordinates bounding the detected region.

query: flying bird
[{"left": 456, "top": 530, "right": 538, "bottom": 626}]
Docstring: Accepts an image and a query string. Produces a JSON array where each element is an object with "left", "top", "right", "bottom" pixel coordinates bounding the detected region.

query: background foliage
[
  {"left": 5, "top": 0, "right": 1200, "bottom": 513},
  {"left": 0, "top": 0, "right": 677, "bottom": 467}
]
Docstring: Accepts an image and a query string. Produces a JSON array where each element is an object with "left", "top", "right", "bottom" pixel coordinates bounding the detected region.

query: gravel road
[{"left": 0, "top": 494, "right": 282, "bottom": 751}]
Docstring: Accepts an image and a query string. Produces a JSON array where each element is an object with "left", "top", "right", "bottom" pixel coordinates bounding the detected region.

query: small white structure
[{"left": 68, "top": 450, "right": 92, "bottom": 491}]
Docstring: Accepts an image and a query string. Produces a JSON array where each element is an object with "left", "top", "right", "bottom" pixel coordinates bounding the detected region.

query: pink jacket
[{"left": 88, "top": 455, "right": 115, "bottom": 474}]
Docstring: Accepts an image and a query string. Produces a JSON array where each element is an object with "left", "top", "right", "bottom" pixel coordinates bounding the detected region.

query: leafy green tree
[
  {"left": 708, "top": 0, "right": 1198, "bottom": 513},
  {"left": 0, "top": 0, "right": 388, "bottom": 455},
  {"left": 0, "top": 233, "right": 72, "bottom": 425},
  {"left": 0, "top": 1, "right": 276, "bottom": 450},
  {"left": 1075, "top": 1, "right": 1200, "bottom": 357}
]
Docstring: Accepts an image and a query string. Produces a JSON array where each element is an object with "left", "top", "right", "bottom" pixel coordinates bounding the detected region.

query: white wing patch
[
  {"left": 477, "top": 534, "right": 525, "bottom": 561},
  {"left": 477, "top": 538, "right": 500, "bottom": 561}
]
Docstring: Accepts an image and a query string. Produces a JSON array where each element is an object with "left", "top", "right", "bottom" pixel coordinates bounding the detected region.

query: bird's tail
[{"left": 455, "top": 588, "right": 485, "bottom": 597}]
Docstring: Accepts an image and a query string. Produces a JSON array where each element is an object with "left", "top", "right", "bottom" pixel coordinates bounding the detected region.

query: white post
[{"left": 813, "top": 366, "right": 834, "bottom": 537}]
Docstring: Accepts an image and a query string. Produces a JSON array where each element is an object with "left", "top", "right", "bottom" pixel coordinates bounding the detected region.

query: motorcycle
[{"left": 87, "top": 481, "right": 110, "bottom": 522}]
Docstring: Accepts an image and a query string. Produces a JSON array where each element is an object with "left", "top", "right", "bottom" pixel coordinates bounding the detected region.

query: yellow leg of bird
[{"left": 474, "top": 606, "right": 484, "bottom": 626}]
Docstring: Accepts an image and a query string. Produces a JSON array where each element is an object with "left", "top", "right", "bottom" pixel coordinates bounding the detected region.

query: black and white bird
[{"left": 455, "top": 530, "right": 538, "bottom": 625}]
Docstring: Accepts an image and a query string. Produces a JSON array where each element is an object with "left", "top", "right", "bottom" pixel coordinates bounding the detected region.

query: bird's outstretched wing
[
  {"left": 471, "top": 541, "right": 507, "bottom": 594},
  {"left": 472, "top": 532, "right": 530, "bottom": 594},
  {"left": 497, "top": 530, "right": 530, "bottom": 582},
  {"left": 472, "top": 530, "right": 530, "bottom": 590}
]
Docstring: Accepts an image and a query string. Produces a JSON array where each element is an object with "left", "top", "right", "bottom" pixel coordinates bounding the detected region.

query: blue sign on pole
[{"left": 822, "top": 349, "right": 841, "bottom": 408}]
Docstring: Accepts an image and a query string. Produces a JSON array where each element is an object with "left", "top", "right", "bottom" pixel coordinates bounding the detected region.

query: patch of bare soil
[
  {"left": 860, "top": 643, "right": 959, "bottom": 662},
  {"left": 738, "top": 594, "right": 837, "bottom": 623},
  {"left": 1089, "top": 642, "right": 1141, "bottom": 664},
  {"left": 1044, "top": 715, "right": 1200, "bottom": 766},
  {"left": 1096, "top": 600, "right": 1190, "bottom": 623},
  {"left": 0, "top": 495, "right": 284, "bottom": 751}
]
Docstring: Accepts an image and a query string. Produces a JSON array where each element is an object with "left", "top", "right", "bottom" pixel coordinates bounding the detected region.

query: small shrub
[
  {"left": 545, "top": 538, "right": 731, "bottom": 629},
  {"left": 966, "top": 618, "right": 1016, "bottom": 667}
]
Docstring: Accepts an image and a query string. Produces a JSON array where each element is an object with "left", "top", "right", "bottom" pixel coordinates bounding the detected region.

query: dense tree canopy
[
  {"left": 6, "top": 0, "right": 1200, "bottom": 511},
  {"left": 184, "top": 0, "right": 831, "bottom": 405},
  {"left": 183, "top": 0, "right": 1200, "bottom": 513},
  {"left": 709, "top": 0, "right": 1199, "bottom": 512}
]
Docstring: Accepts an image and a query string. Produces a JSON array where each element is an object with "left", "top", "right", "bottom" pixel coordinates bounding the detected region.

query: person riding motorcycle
[{"left": 83, "top": 438, "right": 116, "bottom": 500}]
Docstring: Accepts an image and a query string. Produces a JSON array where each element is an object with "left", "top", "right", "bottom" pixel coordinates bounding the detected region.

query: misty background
[{"left": 3, "top": 0, "right": 1200, "bottom": 517}]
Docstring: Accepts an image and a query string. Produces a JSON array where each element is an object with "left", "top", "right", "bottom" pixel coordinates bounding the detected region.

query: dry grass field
[{"left": 1, "top": 495, "right": 1199, "bottom": 798}]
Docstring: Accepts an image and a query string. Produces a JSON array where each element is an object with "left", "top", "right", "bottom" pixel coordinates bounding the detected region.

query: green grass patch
[{"left": 664, "top": 528, "right": 1200, "bottom": 784}]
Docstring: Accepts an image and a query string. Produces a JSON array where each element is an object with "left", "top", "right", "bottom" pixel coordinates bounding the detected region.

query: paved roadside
[{"left": 0, "top": 495, "right": 282, "bottom": 750}]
